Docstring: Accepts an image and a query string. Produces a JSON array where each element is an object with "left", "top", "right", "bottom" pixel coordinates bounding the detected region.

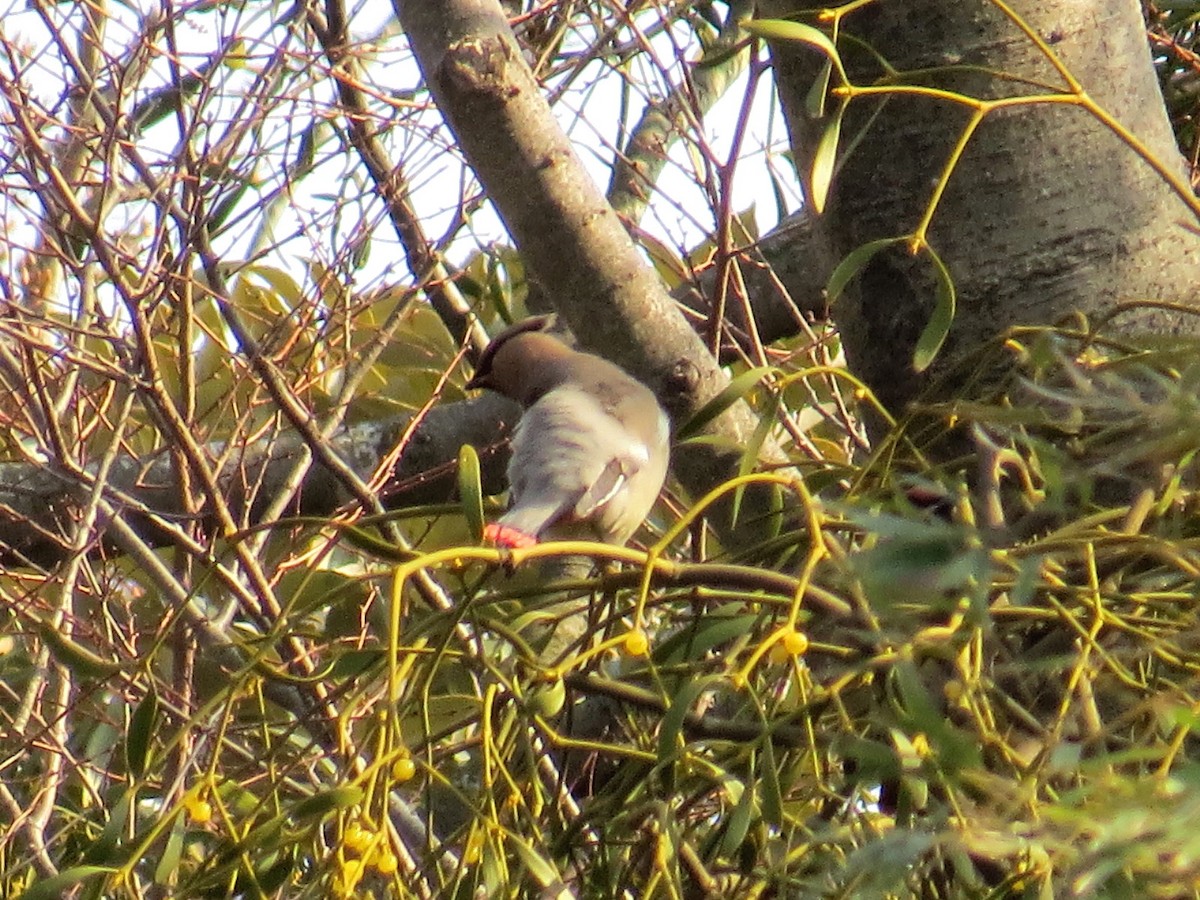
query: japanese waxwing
[{"left": 465, "top": 315, "right": 670, "bottom": 548}]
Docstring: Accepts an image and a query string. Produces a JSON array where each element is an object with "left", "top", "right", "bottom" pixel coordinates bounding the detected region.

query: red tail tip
[{"left": 483, "top": 523, "right": 538, "bottom": 548}]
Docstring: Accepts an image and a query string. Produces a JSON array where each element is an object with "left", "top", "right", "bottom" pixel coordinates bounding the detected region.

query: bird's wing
[
  {"left": 502, "top": 387, "right": 647, "bottom": 539},
  {"left": 572, "top": 445, "right": 647, "bottom": 520}
]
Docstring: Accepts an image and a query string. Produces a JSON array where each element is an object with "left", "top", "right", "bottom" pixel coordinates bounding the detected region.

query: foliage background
[{"left": 1, "top": 1, "right": 1200, "bottom": 897}]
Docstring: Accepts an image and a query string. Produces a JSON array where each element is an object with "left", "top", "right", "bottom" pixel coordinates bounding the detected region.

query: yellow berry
[
  {"left": 912, "top": 733, "right": 932, "bottom": 760},
  {"left": 336, "top": 858, "right": 365, "bottom": 893},
  {"left": 342, "top": 823, "right": 373, "bottom": 854},
  {"left": 375, "top": 849, "right": 398, "bottom": 875},
  {"left": 463, "top": 827, "right": 485, "bottom": 865},
  {"left": 782, "top": 629, "right": 809, "bottom": 656},
  {"left": 392, "top": 757, "right": 417, "bottom": 783},
  {"left": 623, "top": 629, "right": 649, "bottom": 657},
  {"left": 943, "top": 680, "right": 964, "bottom": 703},
  {"left": 185, "top": 797, "right": 212, "bottom": 824},
  {"left": 769, "top": 628, "right": 809, "bottom": 663}
]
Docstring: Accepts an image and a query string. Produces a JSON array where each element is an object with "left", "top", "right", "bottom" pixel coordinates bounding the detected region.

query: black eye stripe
[{"left": 476, "top": 315, "right": 556, "bottom": 374}]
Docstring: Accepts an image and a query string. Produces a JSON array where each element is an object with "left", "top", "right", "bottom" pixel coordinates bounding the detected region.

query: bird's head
[{"left": 466, "top": 315, "right": 576, "bottom": 407}]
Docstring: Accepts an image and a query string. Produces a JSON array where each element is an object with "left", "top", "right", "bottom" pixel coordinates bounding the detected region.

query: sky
[{"left": 0, "top": 0, "right": 801, "bottom": 312}]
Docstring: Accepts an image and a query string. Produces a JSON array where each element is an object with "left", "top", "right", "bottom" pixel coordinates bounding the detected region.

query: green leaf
[
  {"left": 527, "top": 676, "right": 566, "bottom": 717},
  {"left": 126, "top": 686, "right": 158, "bottom": 780},
  {"left": 826, "top": 237, "right": 906, "bottom": 304},
  {"left": 291, "top": 786, "right": 363, "bottom": 821},
  {"left": 206, "top": 178, "right": 252, "bottom": 235},
  {"left": 17, "top": 866, "right": 113, "bottom": 900},
  {"left": 757, "top": 739, "right": 784, "bottom": 827},
  {"left": 805, "top": 58, "right": 833, "bottom": 118},
  {"left": 674, "top": 365, "right": 775, "bottom": 442},
  {"left": 839, "top": 830, "right": 937, "bottom": 891},
  {"left": 81, "top": 789, "right": 133, "bottom": 866},
  {"left": 654, "top": 612, "right": 761, "bottom": 665},
  {"left": 717, "top": 773, "right": 757, "bottom": 858},
  {"left": 339, "top": 523, "right": 418, "bottom": 562},
  {"left": 893, "top": 660, "right": 942, "bottom": 731},
  {"left": 34, "top": 617, "right": 121, "bottom": 678},
  {"left": 731, "top": 389, "right": 778, "bottom": 526},
  {"left": 743, "top": 19, "right": 839, "bottom": 62},
  {"left": 254, "top": 848, "right": 297, "bottom": 894},
  {"left": 657, "top": 676, "right": 719, "bottom": 791},
  {"left": 695, "top": 36, "right": 752, "bottom": 70},
  {"left": 761, "top": 480, "right": 786, "bottom": 542},
  {"left": 458, "top": 443, "right": 485, "bottom": 541},
  {"left": 153, "top": 816, "right": 185, "bottom": 885},
  {"left": 350, "top": 232, "right": 371, "bottom": 269},
  {"left": 766, "top": 162, "right": 791, "bottom": 225},
  {"left": 398, "top": 694, "right": 480, "bottom": 745},
  {"left": 913, "top": 245, "right": 956, "bottom": 372},
  {"left": 506, "top": 832, "right": 567, "bottom": 894},
  {"left": 638, "top": 229, "right": 689, "bottom": 289},
  {"left": 328, "top": 648, "right": 384, "bottom": 680},
  {"left": 836, "top": 735, "right": 900, "bottom": 783},
  {"left": 809, "top": 104, "right": 843, "bottom": 215},
  {"left": 671, "top": 432, "right": 750, "bottom": 454},
  {"left": 244, "top": 264, "right": 302, "bottom": 309}
]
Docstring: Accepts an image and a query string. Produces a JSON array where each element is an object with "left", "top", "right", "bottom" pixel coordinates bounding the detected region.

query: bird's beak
[{"left": 465, "top": 373, "right": 488, "bottom": 391}]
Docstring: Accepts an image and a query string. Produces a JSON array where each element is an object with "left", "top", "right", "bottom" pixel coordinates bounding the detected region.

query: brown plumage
[{"left": 466, "top": 316, "right": 670, "bottom": 547}]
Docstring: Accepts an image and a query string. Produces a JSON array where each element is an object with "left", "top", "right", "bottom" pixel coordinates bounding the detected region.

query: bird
[{"left": 465, "top": 315, "right": 670, "bottom": 549}]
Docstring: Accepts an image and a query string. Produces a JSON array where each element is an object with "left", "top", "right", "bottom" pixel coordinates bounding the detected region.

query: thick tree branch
[
  {"left": 761, "top": 0, "right": 1200, "bottom": 415},
  {"left": 0, "top": 395, "right": 515, "bottom": 568},
  {"left": 0, "top": 1, "right": 844, "bottom": 572},
  {"left": 393, "top": 0, "right": 788, "bottom": 536}
]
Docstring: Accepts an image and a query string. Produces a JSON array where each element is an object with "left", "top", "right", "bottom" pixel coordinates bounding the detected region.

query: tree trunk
[{"left": 761, "top": 0, "right": 1200, "bottom": 415}]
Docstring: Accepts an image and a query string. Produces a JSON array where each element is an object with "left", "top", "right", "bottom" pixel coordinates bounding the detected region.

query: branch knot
[{"left": 440, "top": 37, "right": 519, "bottom": 101}]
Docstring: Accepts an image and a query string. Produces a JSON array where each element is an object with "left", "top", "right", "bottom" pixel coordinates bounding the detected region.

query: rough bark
[{"left": 761, "top": 0, "right": 1200, "bottom": 415}]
